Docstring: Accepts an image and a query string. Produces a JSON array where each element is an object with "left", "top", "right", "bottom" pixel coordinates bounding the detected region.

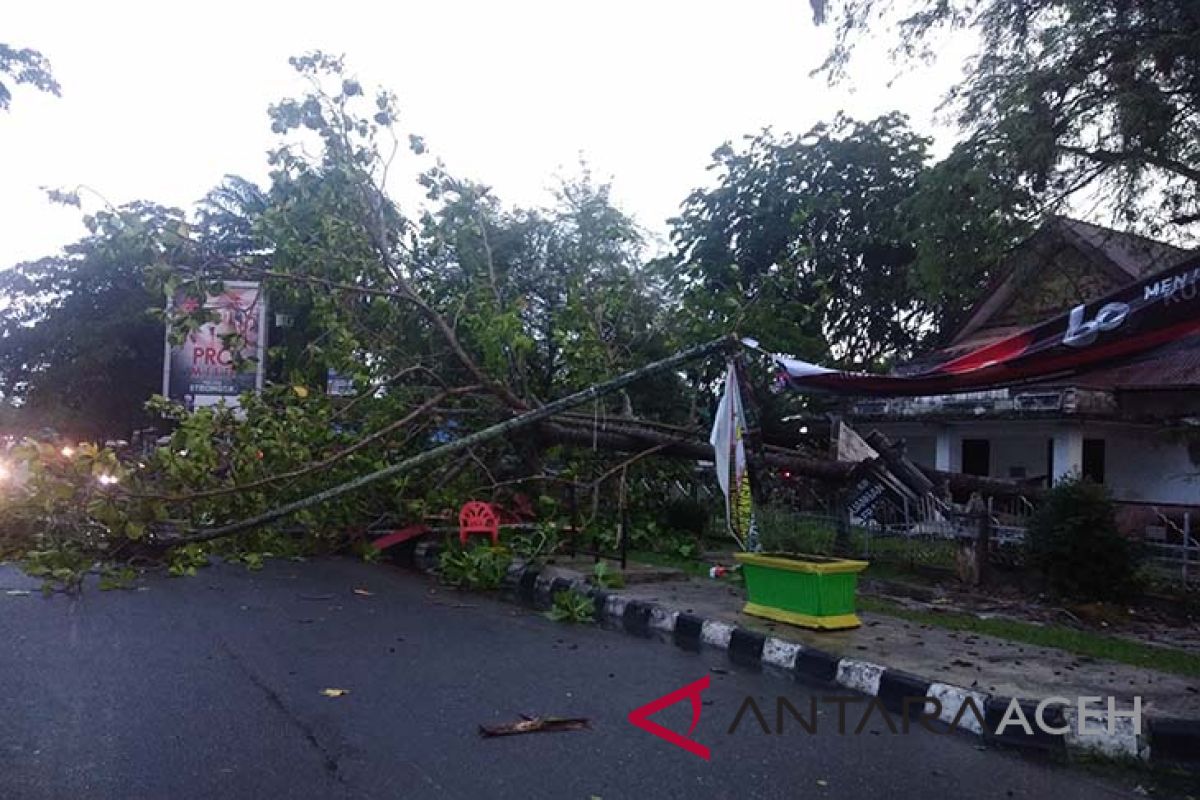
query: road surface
[{"left": 0, "top": 557, "right": 1142, "bottom": 799}]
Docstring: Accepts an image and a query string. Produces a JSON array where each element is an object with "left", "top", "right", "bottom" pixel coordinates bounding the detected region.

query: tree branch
[{"left": 131, "top": 385, "right": 480, "bottom": 503}]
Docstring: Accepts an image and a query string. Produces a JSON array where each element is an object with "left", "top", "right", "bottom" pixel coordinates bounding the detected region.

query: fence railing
[{"left": 777, "top": 503, "right": 1198, "bottom": 591}]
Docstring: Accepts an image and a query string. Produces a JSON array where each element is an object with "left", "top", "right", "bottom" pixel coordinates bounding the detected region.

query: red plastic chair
[{"left": 459, "top": 501, "right": 500, "bottom": 546}]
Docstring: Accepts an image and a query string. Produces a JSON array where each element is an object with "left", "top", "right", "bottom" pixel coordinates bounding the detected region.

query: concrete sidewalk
[{"left": 609, "top": 574, "right": 1200, "bottom": 721}]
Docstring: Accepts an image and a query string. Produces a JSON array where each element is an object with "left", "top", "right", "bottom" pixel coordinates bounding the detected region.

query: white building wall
[
  {"left": 1105, "top": 431, "right": 1200, "bottom": 504},
  {"left": 855, "top": 420, "right": 1200, "bottom": 505}
]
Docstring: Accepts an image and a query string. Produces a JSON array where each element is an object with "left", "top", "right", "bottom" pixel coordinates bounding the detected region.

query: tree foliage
[
  {"left": 0, "top": 202, "right": 184, "bottom": 438},
  {"left": 0, "top": 52, "right": 705, "bottom": 582},
  {"left": 0, "top": 45, "right": 1060, "bottom": 581},
  {"left": 673, "top": 112, "right": 1031, "bottom": 363},
  {"left": 819, "top": 0, "right": 1200, "bottom": 236},
  {"left": 0, "top": 42, "right": 60, "bottom": 111},
  {"left": 1025, "top": 477, "right": 1139, "bottom": 600}
]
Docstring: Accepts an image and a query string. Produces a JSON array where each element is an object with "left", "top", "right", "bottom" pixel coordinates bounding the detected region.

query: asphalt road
[{"left": 0, "top": 557, "right": 1142, "bottom": 799}]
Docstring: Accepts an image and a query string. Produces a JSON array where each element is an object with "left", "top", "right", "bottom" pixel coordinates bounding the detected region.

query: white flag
[{"left": 709, "top": 363, "right": 758, "bottom": 551}]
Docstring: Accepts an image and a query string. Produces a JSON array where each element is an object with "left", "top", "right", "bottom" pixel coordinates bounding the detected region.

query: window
[
  {"left": 1082, "top": 438, "right": 1105, "bottom": 484},
  {"left": 961, "top": 439, "right": 990, "bottom": 477},
  {"left": 1045, "top": 438, "right": 1054, "bottom": 487}
]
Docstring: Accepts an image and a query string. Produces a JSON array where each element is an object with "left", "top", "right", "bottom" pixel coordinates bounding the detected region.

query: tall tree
[
  {"left": 818, "top": 0, "right": 1200, "bottom": 236},
  {"left": 673, "top": 113, "right": 935, "bottom": 368},
  {"left": 0, "top": 202, "right": 184, "bottom": 438}
]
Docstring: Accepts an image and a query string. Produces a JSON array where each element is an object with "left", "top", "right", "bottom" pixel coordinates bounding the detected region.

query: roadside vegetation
[{"left": 2, "top": 0, "right": 1198, "bottom": 596}]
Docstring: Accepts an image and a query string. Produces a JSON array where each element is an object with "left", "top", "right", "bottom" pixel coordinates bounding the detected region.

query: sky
[{"left": 1, "top": 0, "right": 972, "bottom": 267}]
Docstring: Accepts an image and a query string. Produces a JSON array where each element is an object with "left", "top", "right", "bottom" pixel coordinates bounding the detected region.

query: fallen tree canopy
[
  {"left": 0, "top": 54, "right": 1040, "bottom": 592},
  {"left": 151, "top": 336, "right": 737, "bottom": 545}
]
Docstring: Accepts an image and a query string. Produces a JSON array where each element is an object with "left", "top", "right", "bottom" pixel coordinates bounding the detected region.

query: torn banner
[
  {"left": 776, "top": 253, "right": 1200, "bottom": 396},
  {"left": 709, "top": 363, "right": 759, "bottom": 551}
]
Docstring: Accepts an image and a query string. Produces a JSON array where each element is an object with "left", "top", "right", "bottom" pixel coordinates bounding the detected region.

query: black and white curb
[{"left": 408, "top": 542, "right": 1200, "bottom": 768}]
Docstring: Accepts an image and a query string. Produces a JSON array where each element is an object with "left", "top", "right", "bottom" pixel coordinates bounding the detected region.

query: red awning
[{"left": 777, "top": 254, "right": 1200, "bottom": 397}]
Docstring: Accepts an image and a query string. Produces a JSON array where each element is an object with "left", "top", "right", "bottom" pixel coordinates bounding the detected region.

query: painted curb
[{"left": 410, "top": 541, "right": 1200, "bottom": 767}]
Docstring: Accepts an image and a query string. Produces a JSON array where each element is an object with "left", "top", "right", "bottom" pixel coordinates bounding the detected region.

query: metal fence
[{"left": 759, "top": 503, "right": 1198, "bottom": 591}]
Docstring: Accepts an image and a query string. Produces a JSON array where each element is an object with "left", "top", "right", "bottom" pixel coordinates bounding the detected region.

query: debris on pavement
[
  {"left": 429, "top": 599, "right": 478, "bottom": 609},
  {"left": 320, "top": 688, "right": 350, "bottom": 698},
  {"left": 478, "top": 714, "right": 590, "bottom": 737}
]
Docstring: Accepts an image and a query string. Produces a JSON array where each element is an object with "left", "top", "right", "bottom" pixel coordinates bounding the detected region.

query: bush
[
  {"left": 1026, "top": 478, "right": 1139, "bottom": 600},
  {"left": 504, "top": 521, "right": 561, "bottom": 564},
  {"left": 591, "top": 560, "right": 626, "bottom": 589},
  {"left": 438, "top": 543, "right": 512, "bottom": 590},
  {"left": 755, "top": 506, "right": 837, "bottom": 554},
  {"left": 545, "top": 589, "right": 595, "bottom": 624}
]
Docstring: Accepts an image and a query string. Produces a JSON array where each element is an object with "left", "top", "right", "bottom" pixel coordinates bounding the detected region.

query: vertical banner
[
  {"left": 162, "top": 281, "right": 267, "bottom": 410},
  {"left": 709, "top": 362, "right": 759, "bottom": 551}
]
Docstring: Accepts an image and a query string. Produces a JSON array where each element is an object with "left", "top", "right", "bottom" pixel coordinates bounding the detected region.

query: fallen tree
[{"left": 0, "top": 54, "right": 1038, "bottom": 590}]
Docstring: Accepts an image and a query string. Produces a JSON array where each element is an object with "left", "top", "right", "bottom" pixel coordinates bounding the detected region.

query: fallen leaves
[{"left": 320, "top": 688, "right": 350, "bottom": 698}]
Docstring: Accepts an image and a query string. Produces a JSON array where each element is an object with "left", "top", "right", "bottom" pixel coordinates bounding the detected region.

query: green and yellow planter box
[{"left": 734, "top": 552, "right": 869, "bottom": 631}]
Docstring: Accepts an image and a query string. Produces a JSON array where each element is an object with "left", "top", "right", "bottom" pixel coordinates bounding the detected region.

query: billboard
[
  {"left": 776, "top": 254, "right": 1200, "bottom": 397},
  {"left": 162, "top": 281, "right": 267, "bottom": 410}
]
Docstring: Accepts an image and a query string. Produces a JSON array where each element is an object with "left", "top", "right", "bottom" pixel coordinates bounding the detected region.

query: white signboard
[{"left": 162, "top": 281, "right": 267, "bottom": 410}]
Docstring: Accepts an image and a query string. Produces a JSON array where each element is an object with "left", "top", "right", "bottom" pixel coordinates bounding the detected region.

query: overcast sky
[{"left": 2, "top": 1, "right": 972, "bottom": 267}]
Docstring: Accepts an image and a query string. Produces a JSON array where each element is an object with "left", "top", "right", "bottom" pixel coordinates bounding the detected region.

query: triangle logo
[{"left": 627, "top": 675, "right": 712, "bottom": 760}]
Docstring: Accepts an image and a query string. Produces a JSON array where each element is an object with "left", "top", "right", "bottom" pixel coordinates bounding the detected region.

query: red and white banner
[{"left": 777, "top": 254, "right": 1200, "bottom": 396}]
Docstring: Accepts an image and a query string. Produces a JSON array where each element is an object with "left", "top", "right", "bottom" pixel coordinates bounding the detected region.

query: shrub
[
  {"left": 545, "top": 589, "right": 595, "bottom": 624},
  {"left": 755, "top": 507, "right": 837, "bottom": 554},
  {"left": 505, "top": 521, "right": 560, "bottom": 563},
  {"left": 438, "top": 543, "right": 512, "bottom": 590},
  {"left": 591, "top": 560, "right": 626, "bottom": 589},
  {"left": 1025, "top": 477, "right": 1139, "bottom": 600}
]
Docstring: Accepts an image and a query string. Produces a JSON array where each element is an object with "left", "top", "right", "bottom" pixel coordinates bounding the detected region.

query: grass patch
[{"left": 859, "top": 595, "right": 1200, "bottom": 679}]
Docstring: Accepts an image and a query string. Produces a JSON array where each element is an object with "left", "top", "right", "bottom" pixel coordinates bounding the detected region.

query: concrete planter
[{"left": 734, "top": 552, "right": 869, "bottom": 631}]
